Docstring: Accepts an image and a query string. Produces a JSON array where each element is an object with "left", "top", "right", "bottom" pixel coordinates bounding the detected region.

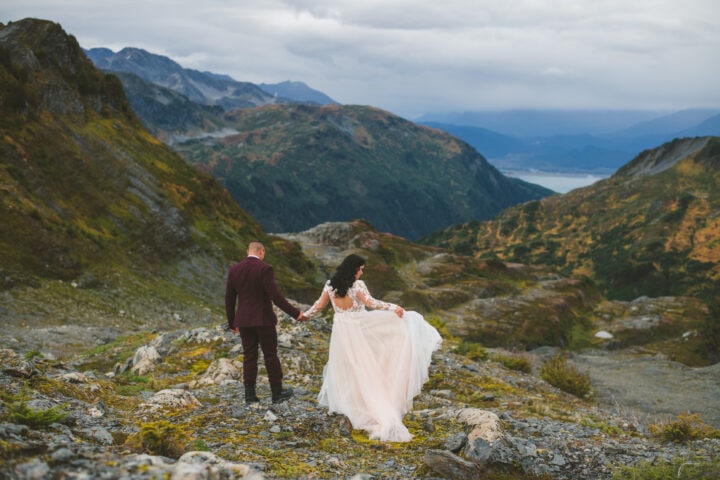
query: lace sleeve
[
  {"left": 354, "top": 280, "right": 397, "bottom": 311},
  {"left": 304, "top": 283, "right": 331, "bottom": 318}
]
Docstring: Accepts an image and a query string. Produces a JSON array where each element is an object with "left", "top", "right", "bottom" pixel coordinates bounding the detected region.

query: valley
[{"left": 1, "top": 17, "right": 719, "bottom": 479}]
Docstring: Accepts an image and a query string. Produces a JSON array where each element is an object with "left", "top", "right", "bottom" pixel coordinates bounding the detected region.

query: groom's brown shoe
[{"left": 271, "top": 385, "right": 293, "bottom": 404}]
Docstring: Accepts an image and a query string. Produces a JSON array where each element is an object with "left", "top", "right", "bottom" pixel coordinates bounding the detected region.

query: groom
[{"left": 225, "top": 240, "right": 305, "bottom": 404}]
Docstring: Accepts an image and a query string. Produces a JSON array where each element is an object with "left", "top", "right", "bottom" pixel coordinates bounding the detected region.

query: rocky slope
[
  {"left": 0, "top": 18, "right": 319, "bottom": 311},
  {"left": 109, "top": 70, "right": 234, "bottom": 144},
  {"left": 84, "top": 47, "right": 275, "bottom": 110},
  {"left": 3, "top": 217, "right": 720, "bottom": 480},
  {"left": 3, "top": 220, "right": 719, "bottom": 479},
  {"left": 423, "top": 137, "right": 720, "bottom": 365},
  {"left": 423, "top": 136, "right": 720, "bottom": 302},
  {"left": 2, "top": 314, "right": 719, "bottom": 479}
]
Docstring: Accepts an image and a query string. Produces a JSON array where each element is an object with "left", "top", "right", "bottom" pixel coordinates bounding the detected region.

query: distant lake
[{"left": 504, "top": 170, "right": 609, "bottom": 194}]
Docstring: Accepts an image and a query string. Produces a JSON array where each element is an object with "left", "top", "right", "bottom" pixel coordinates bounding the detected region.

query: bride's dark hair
[{"left": 330, "top": 254, "right": 365, "bottom": 298}]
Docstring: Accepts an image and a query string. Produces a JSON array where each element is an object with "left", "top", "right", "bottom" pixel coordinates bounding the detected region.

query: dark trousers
[{"left": 239, "top": 325, "right": 283, "bottom": 388}]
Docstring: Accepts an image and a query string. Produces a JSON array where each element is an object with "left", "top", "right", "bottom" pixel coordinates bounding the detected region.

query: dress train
[{"left": 318, "top": 309, "right": 442, "bottom": 442}]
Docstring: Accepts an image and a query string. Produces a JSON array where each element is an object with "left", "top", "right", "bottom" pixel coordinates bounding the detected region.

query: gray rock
[{"left": 424, "top": 449, "right": 484, "bottom": 479}]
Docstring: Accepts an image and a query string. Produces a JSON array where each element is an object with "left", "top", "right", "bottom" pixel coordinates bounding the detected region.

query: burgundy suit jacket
[{"left": 225, "top": 256, "right": 301, "bottom": 329}]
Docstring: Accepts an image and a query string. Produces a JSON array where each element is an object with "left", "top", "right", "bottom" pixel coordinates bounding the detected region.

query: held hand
[
  {"left": 297, "top": 312, "right": 307, "bottom": 322},
  {"left": 395, "top": 306, "right": 404, "bottom": 318}
]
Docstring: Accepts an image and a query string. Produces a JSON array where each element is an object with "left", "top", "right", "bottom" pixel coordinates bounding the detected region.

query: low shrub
[
  {"left": 5, "top": 402, "right": 69, "bottom": 429},
  {"left": 492, "top": 352, "right": 532, "bottom": 373},
  {"left": 540, "top": 354, "right": 592, "bottom": 399},
  {"left": 455, "top": 341, "right": 488, "bottom": 361},
  {"left": 649, "top": 413, "right": 720, "bottom": 443},
  {"left": 0, "top": 389, "right": 69, "bottom": 429}
]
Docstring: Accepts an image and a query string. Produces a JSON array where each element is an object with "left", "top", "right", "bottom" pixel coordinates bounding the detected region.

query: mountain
[
  {"left": 0, "top": 18, "right": 319, "bottom": 331},
  {"left": 613, "top": 109, "right": 720, "bottom": 137},
  {"left": 84, "top": 47, "right": 338, "bottom": 109},
  {"left": 420, "top": 110, "right": 720, "bottom": 177},
  {"left": 680, "top": 113, "right": 720, "bottom": 137},
  {"left": 258, "top": 79, "right": 337, "bottom": 105},
  {"left": 172, "top": 103, "right": 552, "bottom": 240},
  {"left": 423, "top": 135, "right": 720, "bottom": 363},
  {"left": 109, "top": 70, "right": 234, "bottom": 144},
  {"left": 417, "top": 110, "right": 668, "bottom": 137},
  {"left": 83, "top": 61, "right": 552, "bottom": 239},
  {"left": 84, "top": 46, "right": 276, "bottom": 110},
  {"left": 420, "top": 122, "right": 631, "bottom": 174},
  {"left": 423, "top": 136, "right": 720, "bottom": 302}
]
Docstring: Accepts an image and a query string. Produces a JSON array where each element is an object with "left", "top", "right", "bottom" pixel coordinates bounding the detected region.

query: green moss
[
  {"left": 492, "top": 352, "right": 532, "bottom": 373},
  {"left": 0, "top": 439, "right": 23, "bottom": 459},
  {"left": 124, "top": 420, "right": 189, "bottom": 458},
  {"left": 455, "top": 341, "right": 488, "bottom": 361}
]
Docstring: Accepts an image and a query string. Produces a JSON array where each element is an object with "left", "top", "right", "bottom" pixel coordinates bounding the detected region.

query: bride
[{"left": 303, "top": 254, "right": 442, "bottom": 442}]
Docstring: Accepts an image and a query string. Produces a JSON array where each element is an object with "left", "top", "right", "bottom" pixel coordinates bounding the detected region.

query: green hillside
[
  {"left": 424, "top": 137, "right": 720, "bottom": 300},
  {"left": 0, "top": 19, "right": 318, "bottom": 331},
  {"left": 423, "top": 137, "right": 720, "bottom": 362},
  {"left": 168, "top": 103, "right": 552, "bottom": 240}
]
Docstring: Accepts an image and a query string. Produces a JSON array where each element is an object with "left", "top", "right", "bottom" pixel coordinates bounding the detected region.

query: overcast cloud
[{"left": 2, "top": 0, "right": 719, "bottom": 119}]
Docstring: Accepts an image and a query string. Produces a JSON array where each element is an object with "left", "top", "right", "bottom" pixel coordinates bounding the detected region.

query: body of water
[{"left": 504, "top": 171, "right": 609, "bottom": 194}]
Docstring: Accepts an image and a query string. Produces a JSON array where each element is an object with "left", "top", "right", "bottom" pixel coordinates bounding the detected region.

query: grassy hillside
[
  {"left": 0, "top": 19, "right": 319, "bottom": 343},
  {"left": 170, "top": 103, "right": 552, "bottom": 240},
  {"left": 423, "top": 137, "right": 720, "bottom": 362},
  {"left": 424, "top": 137, "right": 720, "bottom": 301}
]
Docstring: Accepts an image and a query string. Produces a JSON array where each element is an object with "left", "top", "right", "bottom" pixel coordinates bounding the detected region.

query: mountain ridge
[
  {"left": 0, "top": 18, "right": 319, "bottom": 312},
  {"left": 84, "top": 46, "right": 277, "bottom": 110},
  {"left": 421, "top": 110, "right": 720, "bottom": 177},
  {"left": 423, "top": 136, "right": 720, "bottom": 303},
  {"left": 84, "top": 46, "right": 338, "bottom": 110},
  {"left": 174, "top": 103, "right": 553, "bottom": 240},
  {"left": 82, "top": 45, "right": 553, "bottom": 240},
  {"left": 418, "top": 109, "right": 720, "bottom": 137}
]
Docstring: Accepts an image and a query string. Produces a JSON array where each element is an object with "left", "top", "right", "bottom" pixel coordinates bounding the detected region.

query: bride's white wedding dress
[{"left": 304, "top": 280, "right": 442, "bottom": 442}]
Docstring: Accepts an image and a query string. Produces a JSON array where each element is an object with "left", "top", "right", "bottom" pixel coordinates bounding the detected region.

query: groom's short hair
[{"left": 247, "top": 241, "right": 265, "bottom": 255}]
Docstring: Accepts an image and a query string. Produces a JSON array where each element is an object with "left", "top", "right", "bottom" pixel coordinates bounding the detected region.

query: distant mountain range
[
  {"left": 417, "top": 109, "right": 720, "bottom": 137},
  {"left": 420, "top": 109, "right": 720, "bottom": 175},
  {"left": 257, "top": 80, "right": 337, "bottom": 106},
  {"left": 83, "top": 46, "right": 551, "bottom": 240},
  {"left": 84, "top": 47, "right": 720, "bottom": 182},
  {"left": 84, "top": 47, "right": 337, "bottom": 109}
]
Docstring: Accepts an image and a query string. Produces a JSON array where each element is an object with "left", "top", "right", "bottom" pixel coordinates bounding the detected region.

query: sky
[{"left": 2, "top": 0, "right": 719, "bottom": 120}]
